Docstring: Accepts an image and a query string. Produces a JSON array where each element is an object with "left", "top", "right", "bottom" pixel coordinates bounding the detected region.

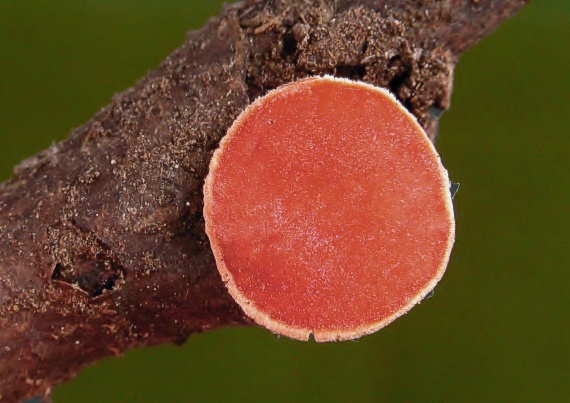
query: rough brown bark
[{"left": 0, "top": 0, "right": 527, "bottom": 401}]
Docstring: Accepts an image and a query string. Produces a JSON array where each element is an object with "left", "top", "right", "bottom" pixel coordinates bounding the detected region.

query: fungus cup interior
[{"left": 203, "top": 76, "right": 455, "bottom": 342}]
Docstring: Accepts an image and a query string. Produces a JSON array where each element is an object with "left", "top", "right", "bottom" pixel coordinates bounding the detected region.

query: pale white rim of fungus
[{"left": 203, "top": 75, "right": 456, "bottom": 342}]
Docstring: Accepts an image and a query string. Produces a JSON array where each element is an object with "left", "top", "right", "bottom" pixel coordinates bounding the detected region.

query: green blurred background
[{"left": 1, "top": 1, "right": 568, "bottom": 402}]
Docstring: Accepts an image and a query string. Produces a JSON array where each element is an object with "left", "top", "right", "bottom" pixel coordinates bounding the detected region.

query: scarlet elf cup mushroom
[{"left": 203, "top": 76, "right": 455, "bottom": 342}]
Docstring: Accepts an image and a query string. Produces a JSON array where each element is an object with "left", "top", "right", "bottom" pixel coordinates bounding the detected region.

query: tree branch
[{"left": 0, "top": 0, "right": 528, "bottom": 401}]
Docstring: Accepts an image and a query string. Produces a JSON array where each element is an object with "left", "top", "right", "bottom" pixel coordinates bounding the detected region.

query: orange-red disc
[{"left": 204, "top": 76, "right": 454, "bottom": 341}]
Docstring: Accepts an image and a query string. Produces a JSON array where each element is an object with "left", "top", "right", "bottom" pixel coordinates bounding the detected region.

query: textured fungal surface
[{"left": 204, "top": 76, "right": 455, "bottom": 341}]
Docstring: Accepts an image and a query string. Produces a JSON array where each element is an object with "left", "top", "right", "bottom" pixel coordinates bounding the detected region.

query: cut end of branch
[{"left": 203, "top": 76, "right": 455, "bottom": 342}]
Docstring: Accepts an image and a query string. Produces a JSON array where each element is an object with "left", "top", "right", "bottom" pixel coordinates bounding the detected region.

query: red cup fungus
[{"left": 203, "top": 76, "right": 455, "bottom": 341}]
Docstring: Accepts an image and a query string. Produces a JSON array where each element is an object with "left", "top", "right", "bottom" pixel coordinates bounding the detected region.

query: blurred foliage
[{"left": 1, "top": 1, "right": 568, "bottom": 402}]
